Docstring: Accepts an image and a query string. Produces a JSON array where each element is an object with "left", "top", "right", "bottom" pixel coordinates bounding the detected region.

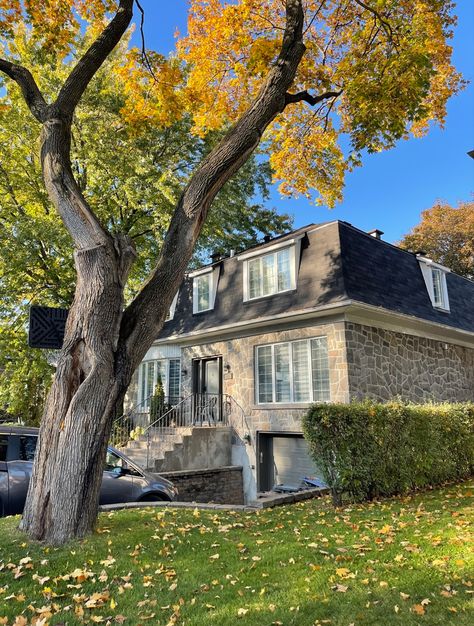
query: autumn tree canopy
[
  {"left": 0, "top": 32, "right": 291, "bottom": 423},
  {"left": 0, "top": 0, "right": 462, "bottom": 544},
  {"left": 1, "top": 0, "right": 462, "bottom": 206},
  {"left": 400, "top": 200, "right": 474, "bottom": 279}
]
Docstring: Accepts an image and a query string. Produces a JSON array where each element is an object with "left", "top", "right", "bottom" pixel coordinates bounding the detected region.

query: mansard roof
[{"left": 158, "top": 220, "right": 474, "bottom": 340}]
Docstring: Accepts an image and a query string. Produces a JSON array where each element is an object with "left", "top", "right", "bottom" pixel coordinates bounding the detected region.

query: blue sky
[{"left": 132, "top": 0, "right": 474, "bottom": 244}]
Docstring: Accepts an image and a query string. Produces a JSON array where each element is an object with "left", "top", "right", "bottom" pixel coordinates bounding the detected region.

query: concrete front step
[
  {"left": 126, "top": 435, "right": 184, "bottom": 450},
  {"left": 124, "top": 426, "right": 233, "bottom": 474}
]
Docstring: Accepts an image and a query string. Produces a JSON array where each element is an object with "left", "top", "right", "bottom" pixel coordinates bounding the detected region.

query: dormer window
[
  {"left": 165, "top": 292, "right": 179, "bottom": 321},
  {"left": 417, "top": 256, "right": 450, "bottom": 312},
  {"left": 190, "top": 266, "right": 220, "bottom": 314},
  {"left": 431, "top": 268, "right": 445, "bottom": 308},
  {"left": 238, "top": 237, "right": 302, "bottom": 302}
]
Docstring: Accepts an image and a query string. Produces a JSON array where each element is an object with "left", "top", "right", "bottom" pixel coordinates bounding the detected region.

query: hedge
[{"left": 302, "top": 401, "right": 474, "bottom": 505}]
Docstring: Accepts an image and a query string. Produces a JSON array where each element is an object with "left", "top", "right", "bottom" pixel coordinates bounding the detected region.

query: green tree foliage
[{"left": 0, "top": 34, "right": 291, "bottom": 422}]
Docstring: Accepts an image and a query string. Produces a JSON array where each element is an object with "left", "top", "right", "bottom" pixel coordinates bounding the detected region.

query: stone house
[{"left": 126, "top": 220, "right": 474, "bottom": 497}]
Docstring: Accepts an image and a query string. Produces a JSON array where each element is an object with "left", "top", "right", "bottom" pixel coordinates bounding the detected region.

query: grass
[{"left": 0, "top": 481, "right": 472, "bottom": 626}]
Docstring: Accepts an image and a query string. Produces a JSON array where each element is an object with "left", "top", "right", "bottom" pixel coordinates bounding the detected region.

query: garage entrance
[{"left": 257, "top": 431, "right": 325, "bottom": 492}]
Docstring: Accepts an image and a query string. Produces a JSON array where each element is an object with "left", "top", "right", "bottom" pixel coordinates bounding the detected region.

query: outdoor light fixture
[
  {"left": 224, "top": 362, "right": 231, "bottom": 373},
  {"left": 181, "top": 368, "right": 188, "bottom": 377}
]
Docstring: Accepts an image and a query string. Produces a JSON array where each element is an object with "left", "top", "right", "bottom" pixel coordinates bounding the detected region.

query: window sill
[
  {"left": 252, "top": 403, "right": 313, "bottom": 410},
  {"left": 192, "top": 308, "right": 214, "bottom": 316},
  {"left": 243, "top": 288, "right": 297, "bottom": 305}
]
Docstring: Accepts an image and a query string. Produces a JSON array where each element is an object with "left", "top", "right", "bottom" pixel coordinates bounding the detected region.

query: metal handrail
[
  {"left": 110, "top": 394, "right": 182, "bottom": 448},
  {"left": 144, "top": 393, "right": 194, "bottom": 434},
  {"left": 143, "top": 392, "right": 251, "bottom": 469},
  {"left": 111, "top": 391, "right": 253, "bottom": 470}
]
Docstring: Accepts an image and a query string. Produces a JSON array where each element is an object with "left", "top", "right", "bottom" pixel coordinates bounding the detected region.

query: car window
[
  {"left": 104, "top": 450, "right": 141, "bottom": 476},
  {"left": 105, "top": 450, "right": 125, "bottom": 472},
  {"left": 19, "top": 436, "right": 37, "bottom": 462},
  {"left": 0, "top": 435, "right": 8, "bottom": 462}
]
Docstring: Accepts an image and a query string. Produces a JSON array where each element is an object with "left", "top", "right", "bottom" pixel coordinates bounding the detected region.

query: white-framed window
[
  {"left": 239, "top": 238, "right": 301, "bottom": 301},
  {"left": 431, "top": 268, "right": 445, "bottom": 308},
  {"left": 165, "top": 292, "right": 179, "bottom": 321},
  {"left": 255, "top": 337, "right": 330, "bottom": 404},
  {"left": 138, "top": 358, "right": 181, "bottom": 410},
  {"left": 191, "top": 267, "right": 219, "bottom": 313},
  {"left": 247, "top": 247, "right": 293, "bottom": 299},
  {"left": 417, "top": 256, "right": 450, "bottom": 312}
]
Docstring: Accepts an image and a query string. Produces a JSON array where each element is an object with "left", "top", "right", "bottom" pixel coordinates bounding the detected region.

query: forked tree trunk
[
  {"left": 20, "top": 189, "right": 138, "bottom": 541},
  {"left": 4, "top": 0, "right": 311, "bottom": 544}
]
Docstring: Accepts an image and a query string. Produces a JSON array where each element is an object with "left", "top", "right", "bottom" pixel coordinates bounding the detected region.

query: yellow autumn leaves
[{"left": 0, "top": 0, "right": 463, "bottom": 207}]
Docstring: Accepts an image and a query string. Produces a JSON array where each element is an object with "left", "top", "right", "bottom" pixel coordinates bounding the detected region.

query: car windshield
[{"left": 104, "top": 450, "right": 125, "bottom": 472}]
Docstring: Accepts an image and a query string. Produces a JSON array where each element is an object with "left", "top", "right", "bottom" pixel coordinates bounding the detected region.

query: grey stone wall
[
  {"left": 180, "top": 321, "right": 350, "bottom": 436},
  {"left": 160, "top": 466, "right": 244, "bottom": 505},
  {"left": 346, "top": 322, "right": 474, "bottom": 402}
]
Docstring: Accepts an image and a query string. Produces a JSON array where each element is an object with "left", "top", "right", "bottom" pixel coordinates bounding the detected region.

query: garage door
[
  {"left": 258, "top": 432, "right": 326, "bottom": 491},
  {"left": 273, "top": 436, "right": 324, "bottom": 488}
]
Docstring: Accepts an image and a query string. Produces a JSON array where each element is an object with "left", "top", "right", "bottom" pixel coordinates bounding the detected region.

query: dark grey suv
[{"left": 0, "top": 426, "right": 177, "bottom": 516}]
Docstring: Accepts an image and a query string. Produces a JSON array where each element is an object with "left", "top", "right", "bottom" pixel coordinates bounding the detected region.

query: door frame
[
  {"left": 192, "top": 355, "right": 223, "bottom": 422},
  {"left": 192, "top": 355, "right": 223, "bottom": 394}
]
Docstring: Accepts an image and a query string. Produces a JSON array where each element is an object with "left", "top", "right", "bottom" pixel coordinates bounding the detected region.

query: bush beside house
[{"left": 302, "top": 401, "right": 474, "bottom": 505}]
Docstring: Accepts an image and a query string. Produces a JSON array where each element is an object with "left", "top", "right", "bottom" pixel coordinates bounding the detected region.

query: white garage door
[{"left": 273, "top": 436, "right": 325, "bottom": 488}]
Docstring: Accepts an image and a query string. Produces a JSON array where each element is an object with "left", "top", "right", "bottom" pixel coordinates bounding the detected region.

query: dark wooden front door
[{"left": 192, "top": 356, "right": 223, "bottom": 422}]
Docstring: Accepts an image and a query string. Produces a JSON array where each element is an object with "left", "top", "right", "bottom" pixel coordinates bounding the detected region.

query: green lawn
[{"left": 0, "top": 482, "right": 472, "bottom": 626}]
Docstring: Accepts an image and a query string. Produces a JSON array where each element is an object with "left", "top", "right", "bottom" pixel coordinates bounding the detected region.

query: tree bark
[{"left": 6, "top": 0, "right": 310, "bottom": 544}]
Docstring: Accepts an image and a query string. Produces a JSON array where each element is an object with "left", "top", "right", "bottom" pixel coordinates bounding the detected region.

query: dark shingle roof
[
  {"left": 159, "top": 220, "right": 474, "bottom": 340},
  {"left": 338, "top": 221, "right": 474, "bottom": 333}
]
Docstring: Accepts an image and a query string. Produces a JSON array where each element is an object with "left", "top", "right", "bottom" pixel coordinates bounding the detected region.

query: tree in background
[
  {"left": 0, "top": 0, "right": 461, "bottom": 543},
  {"left": 400, "top": 201, "right": 474, "bottom": 279},
  {"left": 0, "top": 33, "right": 290, "bottom": 423}
]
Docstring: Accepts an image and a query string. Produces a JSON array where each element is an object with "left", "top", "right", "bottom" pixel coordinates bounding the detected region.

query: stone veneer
[
  {"left": 160, "top": 466, "right": 244, "bottom": 505},
  {"left": 180, "top": 321, "right": 350, "bottom": 436},
  {"left": 345, "top": 322, "right": 474, "bottom": 402},
  {"left": 127, "top": 320, "right": 474, "bottom": 422}
]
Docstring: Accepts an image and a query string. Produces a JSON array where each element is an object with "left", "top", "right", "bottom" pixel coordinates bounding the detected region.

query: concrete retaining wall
[{"left": 156, "top": 426, "right": 233, "bottom": 472}]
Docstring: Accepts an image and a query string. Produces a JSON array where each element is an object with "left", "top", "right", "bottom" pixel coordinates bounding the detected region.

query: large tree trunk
[
  {"left": 4, "top": 0, "right": 309, "bottom": 545},
  {"left": 19, "top": 111, "right": 141, "bottom": 543},
  {"left": 20, "top": 208, "right": 137, "bottom": 541}
]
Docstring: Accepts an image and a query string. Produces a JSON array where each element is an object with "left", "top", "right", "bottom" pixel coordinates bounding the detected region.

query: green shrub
[
  {"left": 150, "top": 375, "right": 172, "bottom": 425},
  {"left": 302, "top": 401, "right": 474, "bottom": 505}
]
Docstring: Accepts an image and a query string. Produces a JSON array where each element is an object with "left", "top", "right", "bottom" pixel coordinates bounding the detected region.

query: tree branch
[
  {"left": 285, "top": 89, "right": 342, "bottom": 107},
  {"left": 56, "top": 0, "right": 134, "bottom": 115},
  {"left": 134, "top": 0, "right": 159, "bottom": 83},
  {"left": 120, "top": 0, "right": 308, "bottom": 368},
  {"left": 0, "top": 59, "right": 47, "bottom": 122},
  {"left": 353, "top": 0, "right": 396, "bottom": 46}
]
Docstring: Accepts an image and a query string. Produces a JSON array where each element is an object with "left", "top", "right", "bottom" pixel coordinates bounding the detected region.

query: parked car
[{"left": 0, "top": 426, "right": 177, "bottom": 517}]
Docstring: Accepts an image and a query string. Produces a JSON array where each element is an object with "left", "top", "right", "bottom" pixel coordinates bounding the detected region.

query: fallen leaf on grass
[{"left": 412, "top": 604, "right": 426, "bottom": 615}]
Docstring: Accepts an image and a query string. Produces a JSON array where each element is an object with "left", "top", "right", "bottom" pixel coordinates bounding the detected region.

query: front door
[{"left": 192, "top": 356, "right": 223, "bottom": 423}]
